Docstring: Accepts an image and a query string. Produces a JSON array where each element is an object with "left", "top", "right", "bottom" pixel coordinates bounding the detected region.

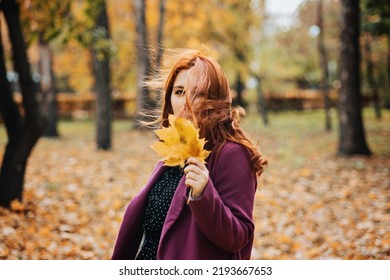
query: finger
[
  {"left": 186, "top": 172, "right": 208, "bottom": 188},
  {"left": 186, "top": 157, "right": 203, "bottom": 166},
  {"left": 186, "top": 157, "right": 207, "bottom": 171},
  {"left": 184, "top": 164, "right": 202, "bottom": 175},
  {"left": 185, "top": 171, "right": 202, "bottom": 182},
  {"left": 185, "top": 178, "right": 199, "bottom": 189}
]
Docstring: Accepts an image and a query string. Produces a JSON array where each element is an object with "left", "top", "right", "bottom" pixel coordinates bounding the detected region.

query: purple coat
[{"left": 111, "top": 141, "right": 257, "bottom": 260}]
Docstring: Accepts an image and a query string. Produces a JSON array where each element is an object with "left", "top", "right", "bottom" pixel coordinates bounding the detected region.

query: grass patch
[
  {"left": 242, "top": 108, "right": 390, "bottom": 165},
  {"left": 58, "top": 118, "right": 134, "bottom": 137}
]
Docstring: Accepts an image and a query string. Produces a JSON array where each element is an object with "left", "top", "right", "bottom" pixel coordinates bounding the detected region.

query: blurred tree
[
  {"left": 52, "top": 0, "right": 124, "bottom": 94},
  {"left": 204, "top": 0, "right": 255, "bottom": 108},
  {"left": 234, "top": 72, "right": 246, "bottom": 108},
  {"left": 19, "top": 1, "right": 72, "bottom": 137},
  {"left": 134, "top": 0, "right": 153, "bottom": 127},
  {"left": 107, "top": 0, "right": 135, "bottom": 94},
  {"left": 0, "top": 0, "right": 45, "bottom": 207},
  {"left": 88, "top": 0, "right": 112, "bottom": 150},
  {"left": 156, "top": 0, "right": 167, "bottom": 70},
  {"left": 145, "top": 0, "right": 167, "bottom": 120},
  {"left": 317, "top": 0, "right": 332, "bottom": 131},
  {"left": 163, "top": 0, "right": 205, "bottom": 49},
  {"left": 34, "top": 0, "right": 263, "bottom": 110},
  {"left": 58, "top": 0, "right": 114, "bottom": 149},
  {"left": 253, "top": 0, "right": 269, "bottom": 125},
  {"left": 362, "top": 0, "right": 390, "bottom": 110},
  {"left": 255, "top": 74, "right": 269, "bottom": 125},
  {"left": 363, "top": 33, "right": 381, "bottom": 120},
  {"left": 264, "top": 0, "right": 341, "bottom": 95},
  {"left": 264, "top": 2, "right": 320, "bottom": 93},
  {"left": 38, "top": 35, "right": 58, "bottom": 137},
  {"left": 338, "top": 0, "right": 371, "bottom": 156}
]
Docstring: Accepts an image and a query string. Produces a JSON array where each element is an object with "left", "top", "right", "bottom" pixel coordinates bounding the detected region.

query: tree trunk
[
  {"left": 255, "top": 75, "right": 269, "bottom": 126},
  {"left": 384, "top": 36, "right": 390, "bottom": 109},
  {"left": 39, "top": 35, "right": 59, "bottom": 137},
  {"left": 156, "top": 0, "right": 166, "bottom": 70},
  {"left": 0, "top": 0, "right": 45, "bottom": 207},
  {"left": 91, "top": 0, "right": 112, "bottom": 150},
  {"left": 364, "top": 34, "right": 381, "bottom": 120},
  {"left": 134, "top": 0, "right": 153, "bottom": 128},
  {"left": 317, "top": 0, "right": 332, "bottom": 131},
  {"left": 233, "top": 72, "right": 245, "bottom": 108},
  {"left": 255, "top": 0, "right": 269, "bottom": 125},
  {"left": 0, "top": 19, "right": 21, "bottom": 139},
  {"left": 338, "top": 0, "right": 371, "bottom": 156}
]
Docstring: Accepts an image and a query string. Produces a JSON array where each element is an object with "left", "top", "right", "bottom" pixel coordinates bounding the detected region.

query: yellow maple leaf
[{"left": 151, "top": 115, "right": 211, "bottom": 168}]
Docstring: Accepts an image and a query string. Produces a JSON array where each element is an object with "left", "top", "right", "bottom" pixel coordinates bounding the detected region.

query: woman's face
[{"left": 170, "top": 69, "right": 190, "bottom": 116}]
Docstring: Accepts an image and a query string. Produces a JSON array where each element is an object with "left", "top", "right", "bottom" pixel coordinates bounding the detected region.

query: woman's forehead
[{"left": 173, "top": 69, "right": 191, "bottom": 87}]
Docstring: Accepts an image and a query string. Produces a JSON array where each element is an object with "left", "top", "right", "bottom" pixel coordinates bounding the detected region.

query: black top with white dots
[{"left": 136, "top": 166, "right": 184, "bottom": 260}]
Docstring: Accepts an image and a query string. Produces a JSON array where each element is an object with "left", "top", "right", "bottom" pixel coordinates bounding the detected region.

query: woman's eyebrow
[{"left": 173, "top": 85, "right": 184, "bottom": 89}]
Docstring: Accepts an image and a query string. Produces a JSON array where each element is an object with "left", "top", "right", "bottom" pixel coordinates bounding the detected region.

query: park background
[{"left": 0, "top": 0, "right": 389, "bottom": 259}]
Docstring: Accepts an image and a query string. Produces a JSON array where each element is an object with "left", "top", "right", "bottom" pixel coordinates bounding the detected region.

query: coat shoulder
[
  {"left": 209, "top": 141, "right": 252, "bottom": 174},
  {"left": 218, "top": 141, "right": 251, "bottom": 160}
]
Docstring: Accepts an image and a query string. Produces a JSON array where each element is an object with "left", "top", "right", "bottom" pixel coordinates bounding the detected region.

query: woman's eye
[{"left": 175, "top": 90, "right": 185, "bottom": 96}]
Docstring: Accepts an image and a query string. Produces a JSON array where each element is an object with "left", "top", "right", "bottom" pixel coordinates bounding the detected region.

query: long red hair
[{"left": 158, "top": 51, "right": 267, "bottom": 176}]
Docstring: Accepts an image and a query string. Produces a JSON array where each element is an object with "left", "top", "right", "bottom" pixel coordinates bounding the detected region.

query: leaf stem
[{"left": 187, "top": 188, "right": 192, "bottom": 204}]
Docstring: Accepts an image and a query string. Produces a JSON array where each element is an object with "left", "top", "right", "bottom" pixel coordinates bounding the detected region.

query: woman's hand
[{"left": 184, "top": 157, "right": 209, "bottom": 199}]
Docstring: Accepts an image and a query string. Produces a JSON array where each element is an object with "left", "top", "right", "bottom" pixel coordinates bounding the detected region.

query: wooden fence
[
  {"left": 9, "top": 92, "right": 135, "bottom": 119},
  {"left": 264, "top": 89, "right": 338, "bottom": 111},
  {"left": 1, "top": 89, "right": 375, "bottom": 122}
]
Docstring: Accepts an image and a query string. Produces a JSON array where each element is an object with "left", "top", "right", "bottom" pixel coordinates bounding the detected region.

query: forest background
[{"left": 0, "top": 0, "right": 389, "bottom": 259}]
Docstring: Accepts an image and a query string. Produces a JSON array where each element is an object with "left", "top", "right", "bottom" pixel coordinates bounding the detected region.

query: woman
[{"left": 112, "top": 50, "right": 267, "bottom": 260}]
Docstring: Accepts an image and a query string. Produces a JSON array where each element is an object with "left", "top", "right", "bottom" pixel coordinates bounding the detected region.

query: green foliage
[
  {"left": 362, "top": 0, "right": 390, "bottom": 36},
  {"left": 205, "top": 0, "right": 255, "bottom": 70},
  {"left": 360, "top": 0, "right": 389, "bottom": 106},
  {"left": 257, "top": 0, "right": 340, "bottom": 92}
]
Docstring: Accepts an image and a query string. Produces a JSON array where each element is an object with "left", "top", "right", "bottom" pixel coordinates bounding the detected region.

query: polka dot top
[{"left": 136, "top": 166, "right": 184, "bottom": 260}]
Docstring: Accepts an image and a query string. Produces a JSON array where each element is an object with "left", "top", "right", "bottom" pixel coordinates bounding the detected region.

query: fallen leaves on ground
[
  {"left": 252, "top": 154, "right": 390, "bottom": 259},
  {"left": 0, "top": 128, "right": 160, "bottom": 260},
  {"left": 0, "top": 112, "right": 389, "bottom": 259}
]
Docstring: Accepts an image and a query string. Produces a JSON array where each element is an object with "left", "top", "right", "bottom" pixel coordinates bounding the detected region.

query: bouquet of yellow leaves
[{"left": 151, "top": 114, "right": 211, "bottom": 168}]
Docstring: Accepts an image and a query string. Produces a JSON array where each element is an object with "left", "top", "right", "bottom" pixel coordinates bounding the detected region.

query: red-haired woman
[{"left": 112, "top": 50, "right": 267, "bottom": 260}]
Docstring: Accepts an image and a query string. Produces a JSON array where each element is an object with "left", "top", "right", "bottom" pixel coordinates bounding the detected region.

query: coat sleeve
[{"left": 188, "top": 143, "right": 257, "bottom": 253}]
